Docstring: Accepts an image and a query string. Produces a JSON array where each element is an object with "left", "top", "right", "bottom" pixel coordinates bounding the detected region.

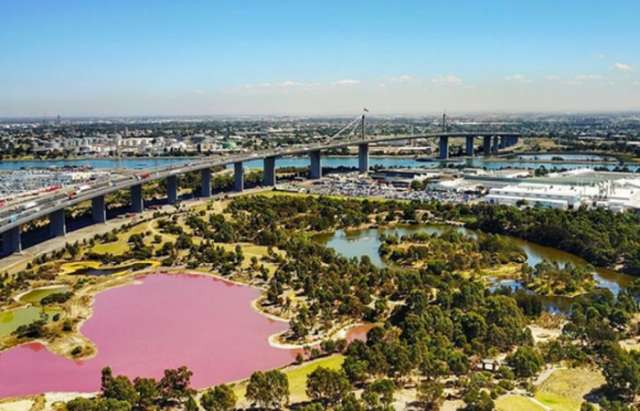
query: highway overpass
[{"left": 0, "top": 131, "right": 522, "bottom": 256}]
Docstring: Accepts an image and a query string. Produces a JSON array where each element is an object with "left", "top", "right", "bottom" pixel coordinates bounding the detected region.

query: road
[{"left": 0, "top": 131, "right": 522, "bottom": 236}]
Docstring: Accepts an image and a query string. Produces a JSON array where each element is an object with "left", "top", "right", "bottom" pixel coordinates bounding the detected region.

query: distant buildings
[{"left": 485, "top": 180, "right": 640, "bottom": 212}]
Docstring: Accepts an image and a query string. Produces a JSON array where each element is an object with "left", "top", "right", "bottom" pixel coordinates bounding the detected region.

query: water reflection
[
  {"left": 69, "top": 262, "right": 152, "bottom": 276},
  {"left": 319, "top": 224, "right": 634, "bottom": 313}
]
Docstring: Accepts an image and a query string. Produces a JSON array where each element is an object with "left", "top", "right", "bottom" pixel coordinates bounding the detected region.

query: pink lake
[{"left": 0, "top": 273, "right": 300, "bottom": 397}]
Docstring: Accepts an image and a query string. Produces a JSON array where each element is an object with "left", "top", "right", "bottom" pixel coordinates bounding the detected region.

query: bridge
[{"left": 0, "top": 127, "right": 523, "bottom": 256}]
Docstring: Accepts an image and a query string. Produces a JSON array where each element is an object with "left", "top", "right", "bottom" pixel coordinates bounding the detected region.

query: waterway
[
  {"left": 0, "top": 273, "right": 298, "bottom": 397},
  {"left": 318, "top": 224, "right": 634, "bottom": 311},
  {"left": 1, "top": 154, "right": 636, "bottom": 172},
  {"left": 0, "top": 157, "right": 193, "bottom": 171},
  {"left": 67, "top": 261, "right": 153, "bottom": 276},
  {"left": 516, "top": 153, "right": 613, "bottom": 161}
]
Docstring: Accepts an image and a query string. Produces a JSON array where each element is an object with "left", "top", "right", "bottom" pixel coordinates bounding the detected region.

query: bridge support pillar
[
  {"left": 200, "top": 169, "right": 212, "bottom": 197},
  {"left": 358, "top": 143, "right": 369, "bottom": 173},
  {"left": 167, "top": 175, "right": 178, "bottom": 204},
  {"left": 466, "top": 136, "right": 475, "bottom": 157},
  {"left": 438, "top": 136, "right": 449, "bottom": 160},
  {"left": 492, "top": 136, "right": 500, "bottom": 153},
  {"left": 91, "top": 195, "right": 106, "bottom": 223},
  {"left": 2, "top": 226, "right": 21, "bottom": 255},
  {"left": 49, "top": 209, "right": 66, "bottom": 238},
  {"left": 263, "top": 157, "right": 276, "bottom": 186},
  {"left": 130, "top": 184, "right": 143, "bottom": 213},
  {"left": 483, "top": 136, "right": 492, "bottom": 156},
  {"left": 309, "top": 150, "right": 322, "bottom": 179},
  {"left": 234, "top": 162, "right": 244, "bottom": 192}
]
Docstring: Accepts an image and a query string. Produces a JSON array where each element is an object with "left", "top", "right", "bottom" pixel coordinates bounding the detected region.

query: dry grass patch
[
  {"left": 496, "top": 395, "right": 547, "bottom": 411},
  {"left": 534, "top": 367, "right": 604, "bottom": 411}
]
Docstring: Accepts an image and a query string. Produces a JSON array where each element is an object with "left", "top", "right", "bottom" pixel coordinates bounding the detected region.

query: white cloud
[
  {"left": 633, "top": 81, "right": 640, "bottom": 86},
  {"left": 431, "top": 74, "right": 463, "bottom": 85},
  {"left": 389, "top": 74, "right": 414, "bottom": 83},
  {"left": 505, "top": 74, "right": 532, "bottom": 83},
  {"left": 280, "top": 80, "right": 303, "bottom": 87},
  {"left": 575, "top": 74, "right": 603, "bottom": 81},
  {"left": 193, "top": 89, "right": 205, "bottom": 95},
  {"left": 613, "top": 63, "right": 633, "bottom": 72},
  {"left": 544, "top": 75, "right": 560, "bottom": 81},
  {"left": 241, "top": 80, "right": 314, "bottom": 90},
  {"left": 333, "top": 79, "right": 360, "bottom": 86}
]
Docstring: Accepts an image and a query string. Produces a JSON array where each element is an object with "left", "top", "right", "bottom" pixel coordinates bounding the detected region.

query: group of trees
[
  {"left": 65, "top": 366, "right": 226, "bottom": 411},
  {"left": 223, "top": 195, "right": 640, "bottom": 407},
  {"left": 521, "top": 261, "right": 595, "bottom": 296},
  {"left": 465, "top": 203, "right": 640, "bottom": 271},
  {"left": 14, "top": 192, "right": 640, "bottom": 409},
  {"left": 379, "top": 230, "right": 526, "bottom": 270}
]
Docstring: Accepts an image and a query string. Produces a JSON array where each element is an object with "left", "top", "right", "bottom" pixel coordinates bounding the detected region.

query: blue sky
[{"left": 1, "top": 0, "right": 639, "bottom": 116}]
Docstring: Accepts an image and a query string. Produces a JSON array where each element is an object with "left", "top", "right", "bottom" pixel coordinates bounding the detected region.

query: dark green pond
[{"left": 69, "top": 262, "right": 152, "bottom": 276}]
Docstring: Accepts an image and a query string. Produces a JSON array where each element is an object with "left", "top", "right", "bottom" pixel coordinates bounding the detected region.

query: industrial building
[{"left": 485, "top": 180, "right": 640, "bottom": 212}]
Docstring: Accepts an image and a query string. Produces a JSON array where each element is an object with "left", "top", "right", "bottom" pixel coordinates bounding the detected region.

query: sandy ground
[
  {"left": 0, "top": 399, "right": 34, "bottom": 411},
  {"left": 528, "top": 324, "right": 562, "bottom": 344}
]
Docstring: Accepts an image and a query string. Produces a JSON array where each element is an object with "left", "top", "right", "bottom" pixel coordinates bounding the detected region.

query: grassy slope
[
  {"left": 496, "top": 395, "right": 547, "bottom": 411},
  {"left": 497, "top": 367, "right": 605, "bottom": 411},
  {"left": 534, "top": 368, "right": 604, "bottom": 411},
  {"left": 232, "top": 354, "right": 345, "bottom": 404}
]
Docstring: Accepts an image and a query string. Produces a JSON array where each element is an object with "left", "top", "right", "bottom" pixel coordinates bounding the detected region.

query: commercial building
[{"left": 484, "top": 180, "right": 640, "bottom": 212}]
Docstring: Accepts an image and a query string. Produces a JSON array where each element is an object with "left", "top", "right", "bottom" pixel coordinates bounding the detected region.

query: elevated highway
[{"left": 0, "top": 130, "right": 523, "bottom": 255}]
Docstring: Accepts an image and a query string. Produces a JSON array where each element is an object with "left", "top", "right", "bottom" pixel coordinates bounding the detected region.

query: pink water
[{"left": 0, "top": 274, "right": 299, "bottom": 397}]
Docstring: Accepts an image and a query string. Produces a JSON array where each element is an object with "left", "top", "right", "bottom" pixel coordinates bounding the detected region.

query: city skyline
[{"left": 1, "top": 0, "right": 639, "bottom": 116}]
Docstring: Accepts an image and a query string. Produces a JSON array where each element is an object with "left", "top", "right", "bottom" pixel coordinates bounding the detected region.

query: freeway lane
[{"left": 0, "top": 131, "right": 523, "bottom": 236}]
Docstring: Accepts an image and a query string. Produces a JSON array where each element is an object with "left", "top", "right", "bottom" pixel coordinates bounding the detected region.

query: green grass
[
  {"left": 534, "top": 368, "right": 604, "bottom": 411},
  {"left": 232, "top": 354, "right": 345, "bottom": 403},
  {"left": 90, "top": 220, "right": 177, "bottom": 256},
  {"left": 0, "top": 306, "right": 43, "bottom": 337},
  {"left": 18, "top": 286, "right": 70, "bottom": 305},
  {"left": 286, "top": 354, "right": 345, "bottom": 401},
  {"left": 496, "top": 395, "right": 547, "bottom": 411},
  {"left": 0, "top": 306, "right": 61, "bottom": 338},
  {"left": 59, "top": 261, "right": 102, "bottom": 275}
]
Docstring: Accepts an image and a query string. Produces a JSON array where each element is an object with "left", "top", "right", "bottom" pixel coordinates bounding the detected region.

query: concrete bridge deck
[{"left": 0, "top": 131, "right": 523, "bottom": 255}]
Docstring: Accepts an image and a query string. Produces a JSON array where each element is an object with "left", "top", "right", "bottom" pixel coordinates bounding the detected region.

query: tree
[
  {"left": 335, "top": 393, "right": 365, "bottom": 411},
  {"left": 12, "top": 319, "right": 46, "bottom": 339},
  {"left": 362, "top": 379, "right": 395, "bottom": 409},
  {"left": 306, "top": 367, "right": 352, "bottom": 405},
  {"left": 506, "top": 347, "right": 543, "bottom": 379},
  {"left": 246, "top": 370, "right": 289, "bottom": 409},
  {"left": 417, "top": 379, "right": 443, "bottom": 410},
  {"left": 462, "top": 389, "right": 494, "bottom": 411},
  {"left": 158, "top": 366, "right": 194, "bottom": 405},
  {"left": 185, "top": 396, "right": 199, "bottom": 411},
  {"left": 102, "top": 375, "right": 138, "bottom": 405},
  {"left": 99, "top": 368, "right": 138, "bottom": 405},
  {"left": 601, "top": 344, "right": 640, "bottom": 400},
  {"left": 201, "top": 384, "right": 237, "bottom": 411},
  {"left": 133, "top": 377, "right": 158, "bottom": 409},
  {"left": 66, "top": 397, "right": 132, "bottom": 411},
  {"left": 342, "top": 355, "right": 369, "bottom": 384}
]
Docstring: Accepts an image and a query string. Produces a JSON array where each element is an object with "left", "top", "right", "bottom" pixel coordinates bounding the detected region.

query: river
[
  {"left": 1, "top": 154, "right": 635, "bottom": 172},
  {"left": 317, "top": 224, "right": 634, "bottom": 312}
]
